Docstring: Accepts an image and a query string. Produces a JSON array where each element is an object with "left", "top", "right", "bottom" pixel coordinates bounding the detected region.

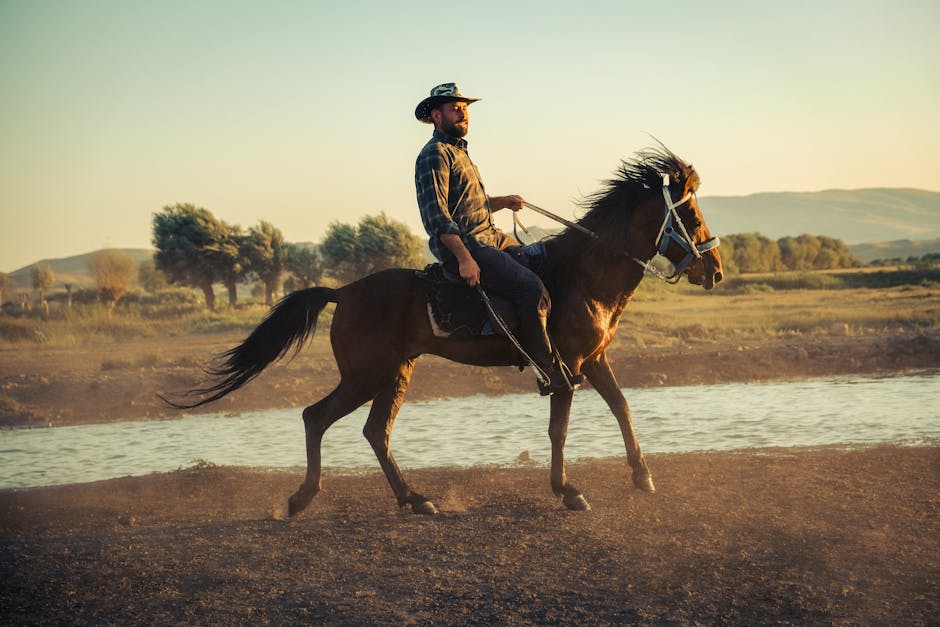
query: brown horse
[{"left": 170, "top": 146, "right": 723, "bottom": 515}]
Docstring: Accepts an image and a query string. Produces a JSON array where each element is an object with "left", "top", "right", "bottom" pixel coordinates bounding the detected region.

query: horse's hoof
[
  {"left": 563, "top": 486, "right": 592, "bottom": 511},
  {"left": 287, "top": 495, "right": 303, "bottom": 517},
  {"left": 288, "top": 486, "right": 317, "bottom": 516},
  {"left": 412, "top": 500, "right": 439, "bottom": 515},
  {"left": 564, "top": 493, "right": 591, "bottom": 511},
  {"left": 633, "top": 472, "right": 656, "bottom": 493}
]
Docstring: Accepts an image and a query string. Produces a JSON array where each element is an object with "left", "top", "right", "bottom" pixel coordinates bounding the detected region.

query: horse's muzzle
[{"left": 685, "top": 252, "right": 723, "bottom": 290}]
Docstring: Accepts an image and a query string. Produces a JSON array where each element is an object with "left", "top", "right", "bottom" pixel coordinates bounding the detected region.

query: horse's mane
[{"left": 551, "top": 145, "right": 700, "bottom": 253}]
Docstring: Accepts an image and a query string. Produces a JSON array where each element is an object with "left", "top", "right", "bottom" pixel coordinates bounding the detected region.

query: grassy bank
[{"left": 2, "top": 267, "right": 937, "bottom": 350}]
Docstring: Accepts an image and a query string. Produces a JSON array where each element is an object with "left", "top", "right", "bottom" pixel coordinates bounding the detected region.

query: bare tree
[
  {"left": 30, "top": 264, "right": 54, "bottom": 317},
  {"left": 63, "top": 283, "right": 74, "bottom": 310},
  {"left": 88, "top": 250, "right": 138, "bottom": 320}
]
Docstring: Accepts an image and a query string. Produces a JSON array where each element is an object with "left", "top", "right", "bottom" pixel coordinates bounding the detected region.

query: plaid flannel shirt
[{"left": 415, "top": 130, "right": 501, "bottom": 262}]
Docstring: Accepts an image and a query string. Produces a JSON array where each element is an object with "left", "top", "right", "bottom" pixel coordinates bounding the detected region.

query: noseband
[{"left": 523, "top": 174, "right": 720, "bottom": 284}]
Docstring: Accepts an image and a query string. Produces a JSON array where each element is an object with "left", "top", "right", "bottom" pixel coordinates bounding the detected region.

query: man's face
[{"left": 432, "top": 101, "right": 469, "bottom": 138}]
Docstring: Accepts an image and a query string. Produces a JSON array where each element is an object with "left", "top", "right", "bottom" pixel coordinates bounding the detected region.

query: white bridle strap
[{"left": 659, "top": 174, "right": 698, "bottom": 259}]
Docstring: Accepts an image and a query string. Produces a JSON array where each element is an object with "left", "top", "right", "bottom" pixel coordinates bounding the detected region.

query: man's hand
[
  {"left": 439, "top": 233, "right": 481, "bottom": 287},
  {"left": 489, "top": 194, "right": 525, "bottom": 212},
  {"left": 458, "top": 256, "right": 481, "bottom": 287}
]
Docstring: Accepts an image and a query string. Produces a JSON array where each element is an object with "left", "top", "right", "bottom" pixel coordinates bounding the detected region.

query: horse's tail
[{"left": 162, "top": 287, "right": 338, "bottom": 409}]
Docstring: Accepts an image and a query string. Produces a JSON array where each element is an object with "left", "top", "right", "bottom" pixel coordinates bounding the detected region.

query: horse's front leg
[
  {"left": 362, "top": 360, "right": 438, "bottom": 515},
  {"left": 581, "top": 353, "right": 656, "bottom": 493},
  {"left": 549, "top": 390, "right": 591, "bottom": 510}
]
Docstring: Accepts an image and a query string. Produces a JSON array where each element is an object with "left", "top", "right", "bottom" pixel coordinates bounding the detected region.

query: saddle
[{"left": 415, "top": 242, "right": 551, "bottom": 338}]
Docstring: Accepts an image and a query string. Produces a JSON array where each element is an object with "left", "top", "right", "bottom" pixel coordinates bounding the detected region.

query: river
[{"left": 1, "top": 373, "right": 938, "bottom": 489}]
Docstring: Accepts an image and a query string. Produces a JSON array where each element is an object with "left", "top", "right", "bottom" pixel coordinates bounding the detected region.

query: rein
[{"left": 522, "top": 175, "right": 720, "bottom": 283}]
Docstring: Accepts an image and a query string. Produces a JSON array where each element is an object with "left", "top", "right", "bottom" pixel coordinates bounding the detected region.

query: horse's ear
[{"left": 686, "top": 165, "right": 701, "bottom": 193}]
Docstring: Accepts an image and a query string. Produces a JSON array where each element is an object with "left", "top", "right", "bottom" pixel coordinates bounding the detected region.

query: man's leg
[{"left": 469, "top": 245, "right": 573, "bottom": 394}]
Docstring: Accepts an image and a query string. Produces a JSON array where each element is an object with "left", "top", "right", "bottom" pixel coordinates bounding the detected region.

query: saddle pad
[
  {"left": 417, "top": 264, "right": 490, "bottom": 337},
  {"left": 415, "top": 242, "right": 549, "bottom": 338}
]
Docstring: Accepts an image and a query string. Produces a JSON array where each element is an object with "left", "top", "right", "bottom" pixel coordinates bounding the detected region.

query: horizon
[
  {"left": 2, "top": 1, "right": 939, "bottom": 273},
  {"left": 4, "top": 180, "right": 939, "bottom": 277},
  {"left": 6, "top": 185, "right": 940, "bottom": 276}
]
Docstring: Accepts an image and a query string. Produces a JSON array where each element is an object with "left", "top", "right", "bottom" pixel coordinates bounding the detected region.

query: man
[{"left": 414, "top": 82, "right": 579, "bottom": 395}]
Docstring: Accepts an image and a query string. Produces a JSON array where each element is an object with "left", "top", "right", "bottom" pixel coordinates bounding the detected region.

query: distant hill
[
  {"left": 700, "top": 188, "right": 940, "bottom": 245},
  {"left": 5, "top": 188, "right": 940, "bottom": 290},
  {"left": 7, "top": 249, "right": 153, "bottom": 291},
  {"left": 848, "top": 238, "right": 940, "bottom": 263}
]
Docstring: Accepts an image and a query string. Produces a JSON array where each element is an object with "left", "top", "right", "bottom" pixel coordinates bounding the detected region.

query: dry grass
[
  {"left": 620, "top": 279, "right": 939, "bottom": 349},
  {"left": 1, "top": 269, "right": 937, "bottom": 354}
]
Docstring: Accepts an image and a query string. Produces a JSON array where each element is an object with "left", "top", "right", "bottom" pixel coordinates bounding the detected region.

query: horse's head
[
  {"left": 623, "top": 151, "right": 723, "bottom": 290},
  {"left": 657, "top": 166, "right": 723, "bottom": 290},
  {"left": 566, "top": 145, "right": 723, "bottom": 289}
]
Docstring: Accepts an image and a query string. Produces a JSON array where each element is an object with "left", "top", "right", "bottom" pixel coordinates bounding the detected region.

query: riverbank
[
  {"left": 2, "top": 445, "right": 937, "bottom": 624},
  {"left": 1, "top": 330, "right": 938, "bottom": 428}
]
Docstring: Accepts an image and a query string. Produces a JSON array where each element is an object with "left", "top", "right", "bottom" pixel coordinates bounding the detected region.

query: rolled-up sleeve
[{"left": 416, "top": 145, "right": 461, "bottom": 240}]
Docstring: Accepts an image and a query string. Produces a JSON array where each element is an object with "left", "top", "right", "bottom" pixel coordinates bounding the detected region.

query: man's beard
[{"left": 441, "top": 118, "right": 468, "bottom": 138}]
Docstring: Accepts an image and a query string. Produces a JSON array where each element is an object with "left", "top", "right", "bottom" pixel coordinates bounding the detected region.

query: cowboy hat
[{"left": 414, "top": 83, "right": 481, "bottom": 123}]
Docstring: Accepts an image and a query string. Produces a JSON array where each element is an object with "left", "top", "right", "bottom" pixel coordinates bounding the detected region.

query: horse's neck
[{"left": 549, "top": 236, "right": 645, "bottom": 313}]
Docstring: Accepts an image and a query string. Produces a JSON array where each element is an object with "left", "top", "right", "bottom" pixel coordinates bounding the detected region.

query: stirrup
[
  {"left": 559, "top": 361, "right": 585, "bottom": 387},
  {"left": 538, "top": 376, "right": 573, "bottom": 396},
  {"left": 537, "top": 363, "right": 584, "bottom": 396},
  {"left": 550, "top": 345, "right": 585, "bottom": 388}
]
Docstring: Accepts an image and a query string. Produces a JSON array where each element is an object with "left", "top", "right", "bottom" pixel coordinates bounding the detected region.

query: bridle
[
  {"left": 521, "top": 174, "right": 720, "bottom": 283},
  {"left": 632, "top": 174, "right": 721, "bottom": 283}
]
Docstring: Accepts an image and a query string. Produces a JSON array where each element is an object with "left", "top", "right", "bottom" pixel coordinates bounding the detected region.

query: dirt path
[{"left": 2, "top": 445, "right": 937, "bottom": 624}]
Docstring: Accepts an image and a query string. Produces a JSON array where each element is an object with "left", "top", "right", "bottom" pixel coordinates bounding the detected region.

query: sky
[{"left": 1, "top": 0, "right": 938, "bottom": 272}]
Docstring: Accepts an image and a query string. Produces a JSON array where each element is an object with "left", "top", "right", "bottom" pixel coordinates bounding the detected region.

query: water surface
[{"left": 1, "top": 373, "right": 937, "bottom": 489}]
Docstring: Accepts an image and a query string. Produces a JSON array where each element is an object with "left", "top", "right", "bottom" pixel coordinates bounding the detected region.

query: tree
[
  {"left": 138, "top": 259, "right": 169, "bottom": 293},
  {"left": 244, "top": 221, "right": 286, "bottom": 305},
  {"left": 778, "top": 236, "right": 804, "bottom": 271},
  {"left": 284, "top": 242, "right": 324, "bottom": 288},
  {"left": 790, "top": 234, "right": 821, "bottom": 270},
  {"left": 209, "top": 221, "right": 246, "bottom": 309},
  {"left": 814, "top": 236, "right": 857, "bottom": 269},
  {"left": 321, "top": 212, "right": 425, "bottom": 283},
  {"left": 30, "top": 263, "right": 55, "bottom": 317},
  {"left": 320, "top": 221, "right": 360, "bottom": 283},
  {"left": 721, "top": 233, "right": 781, "bottom": 273},
  {"left": 152, "top": 203, "right": 228, "bottom": 311},
  {"left": 717, "top": 236, "right": 737, "bottom": 275},
  {"left": 358, "top": 213, "right": 425, "bottom": 272},
  {"left": 0, "top": 272, "right": 11, "bottom": 311},
  {"left": 88, "top": 250, "right": 137, "bottom": 320}
]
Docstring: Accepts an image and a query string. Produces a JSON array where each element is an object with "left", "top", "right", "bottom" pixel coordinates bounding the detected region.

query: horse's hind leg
[
  {"left": 288, "top": 382, "right": 373, "bottom": 516},
  {"left": 362, "top": 360, "right": 438, "bottom": 514}
]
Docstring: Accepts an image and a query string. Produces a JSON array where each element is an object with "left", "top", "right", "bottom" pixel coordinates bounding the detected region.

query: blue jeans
[{"left": 445, "top": 242, "right": 554, "bottom": 371}]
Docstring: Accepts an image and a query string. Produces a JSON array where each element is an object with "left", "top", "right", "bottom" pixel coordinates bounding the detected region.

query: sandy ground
[
  {"left": 2, "top": 445, "right": 937, "bottom": 624},
  {"left": 2, "top": 326, "right": 938, "bottom": 623},
  {"left": 2, "top": 329, "right": 938, "bottom": 428}
]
